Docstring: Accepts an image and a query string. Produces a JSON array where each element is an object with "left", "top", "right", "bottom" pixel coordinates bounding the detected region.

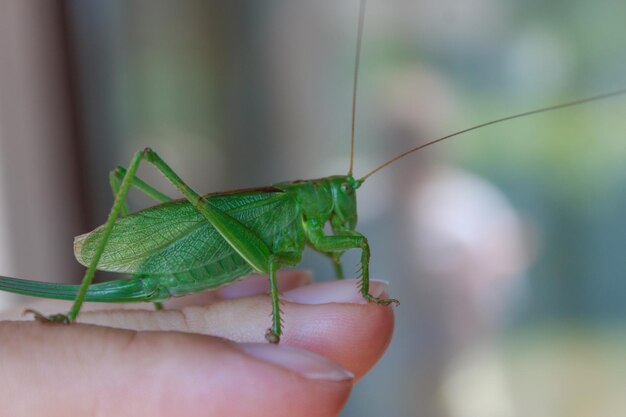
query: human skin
[{"left": 0, "top": 272, "right": 395, "bottom": 417}]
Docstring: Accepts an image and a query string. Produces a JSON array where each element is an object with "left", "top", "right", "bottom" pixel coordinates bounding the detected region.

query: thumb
[{"left": 0, "top": 322, "right": 352, "bottom": 417}]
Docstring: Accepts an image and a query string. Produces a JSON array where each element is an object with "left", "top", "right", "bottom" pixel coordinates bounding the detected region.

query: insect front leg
[{"left": 307, "top": 227, "right": 399, "bottom": 306}]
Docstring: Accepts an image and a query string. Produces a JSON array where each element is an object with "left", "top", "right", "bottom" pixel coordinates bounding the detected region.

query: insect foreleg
[{"left": 307, "top": 229, "right": 399, "bottom": 306}]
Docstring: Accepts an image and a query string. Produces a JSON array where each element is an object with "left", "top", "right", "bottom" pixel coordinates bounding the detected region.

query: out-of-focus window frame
[{"left": 0, "top": 0, "right": 85, "bottom": 308}]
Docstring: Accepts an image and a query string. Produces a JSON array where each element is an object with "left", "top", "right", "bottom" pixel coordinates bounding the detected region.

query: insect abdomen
[{"left": 159, "top": 253, "right": 254, "bottom": 296}]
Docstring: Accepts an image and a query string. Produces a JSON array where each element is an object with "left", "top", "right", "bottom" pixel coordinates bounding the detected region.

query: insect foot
[
  {"left": 364, "top": 294, "right": 400, "bottom": 307},
  {"left": 23, "top": 309, "right": 71, "bottom": 324},
  {"left": 265, "top": 329, "right": 280, "bottom": 344}
]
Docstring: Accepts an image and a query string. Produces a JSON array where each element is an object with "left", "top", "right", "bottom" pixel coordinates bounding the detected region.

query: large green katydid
[{"left": 0, "top": 0, "right": 625, "bottom": 343}]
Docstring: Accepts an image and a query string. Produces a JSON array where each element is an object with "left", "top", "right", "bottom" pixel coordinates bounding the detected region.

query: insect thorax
[{"left": 277, "top": 175, "right": 359, "bottom": 233}]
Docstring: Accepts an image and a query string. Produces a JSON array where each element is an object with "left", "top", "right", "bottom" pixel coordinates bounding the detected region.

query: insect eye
[{"left": 340, "top": 183, "right": 351, "bottom": 193}]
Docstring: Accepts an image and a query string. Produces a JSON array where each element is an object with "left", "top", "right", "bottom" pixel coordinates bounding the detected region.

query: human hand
[{"left": 0, "top": 272, "right": 394, "bottom": 417}]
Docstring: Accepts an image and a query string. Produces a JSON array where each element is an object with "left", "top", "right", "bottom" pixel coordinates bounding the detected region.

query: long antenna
[
  {"left": 359, "top": 87, "right": 626, "bottom": 182},
  {"left": 348, "top": 0, "right": 366, "bottom": 176}
]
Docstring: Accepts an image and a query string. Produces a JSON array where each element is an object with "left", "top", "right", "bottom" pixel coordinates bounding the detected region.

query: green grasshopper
[{"left": 0, "top": 1, "right": 625, "bottom": 343}]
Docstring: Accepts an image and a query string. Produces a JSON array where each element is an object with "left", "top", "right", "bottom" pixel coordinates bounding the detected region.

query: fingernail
[
  {"left": 281, "top": 278, "right": 388, "bottom": 305},
  {"left": 237, "top": 343, "right": 354, "bottom": 381},
  {"left": 217, "top": 271, "right": 312, "bottom": 299}
]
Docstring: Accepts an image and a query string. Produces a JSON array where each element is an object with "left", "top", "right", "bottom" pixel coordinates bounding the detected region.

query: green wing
[{"left": 74, "top": 189, "right": 300, "bottom": 276}]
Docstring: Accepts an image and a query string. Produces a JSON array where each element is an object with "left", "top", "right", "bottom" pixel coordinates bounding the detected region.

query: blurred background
[{"left": 1, "top": 0, "right": 626, "bottom": 416}]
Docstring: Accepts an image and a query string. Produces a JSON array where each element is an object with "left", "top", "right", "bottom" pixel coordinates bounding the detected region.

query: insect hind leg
[
  {"left": 110, "top": 165, "right": 173, "bottom": 208},
  {"left": 111, "top": 165, "right": 174, "bottom": 311},
  {"left": 28, "top": 150, "right": 148, "bottom": 323}
]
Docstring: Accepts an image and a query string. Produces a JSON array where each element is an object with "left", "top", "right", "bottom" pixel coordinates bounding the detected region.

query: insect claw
[
  {"left": 265, "top": 329, "right": 280, "bottom": 344},
  {"left": 23, "top": 309, "right": 71, "bottom": 324},
  {"left": 23, "top": 309, "right": 46, "bottom": 321},
  {"left": 364, "top": 294, "right": 400, "bottom": 307}
]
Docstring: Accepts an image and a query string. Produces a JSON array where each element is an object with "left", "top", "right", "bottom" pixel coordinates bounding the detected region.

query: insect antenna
[
  {"left": 359, "top": 87, "right": 626, "bottom": 182},
  {"left": 348, "top": 0, "right": 367, "bottom": 177}
]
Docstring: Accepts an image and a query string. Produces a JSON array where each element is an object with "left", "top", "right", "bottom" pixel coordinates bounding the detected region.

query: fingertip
[
  {"left": 282, "top": 298, "right": 395, "bottom": 380},
  {"left": 75, "top": 279, "right": 396, "bottom": 380},
  {"left": 236, "top": 342, "right": 354, "bottom": 381}
]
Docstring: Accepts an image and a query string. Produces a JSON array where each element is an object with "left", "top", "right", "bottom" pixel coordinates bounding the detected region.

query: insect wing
[{"left": 74, "top": 190, "right": 298, "bottom": 275}]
